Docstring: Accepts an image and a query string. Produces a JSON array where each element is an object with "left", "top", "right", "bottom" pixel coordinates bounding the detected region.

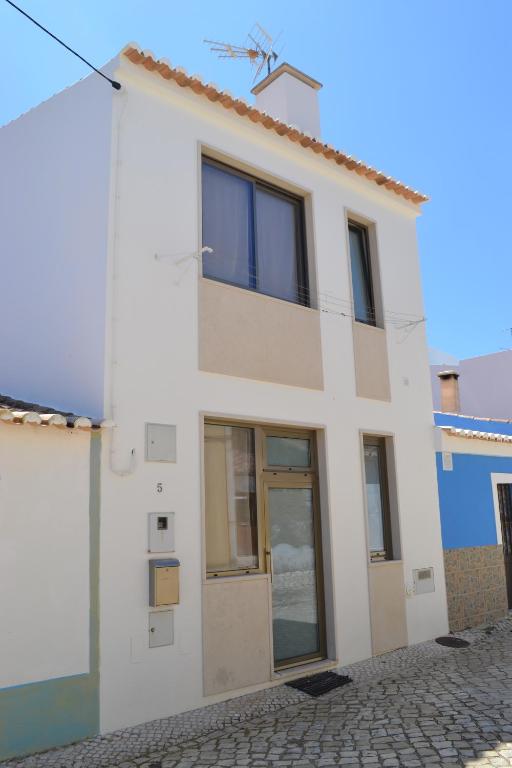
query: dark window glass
[
  {"left": 256, "top": 188, "right": 301, "bottom": 304},
  {"left": 202, "top": 162, "right": 254, "bottom": 290},
  {"left": 349, "top": 222, "right": 375, "bottom": 325},
  {"left": 202, "top": 159, "right": 308, "bottom": 306}
]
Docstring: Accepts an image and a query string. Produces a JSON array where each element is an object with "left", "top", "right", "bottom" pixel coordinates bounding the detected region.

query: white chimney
[{"left": 251, "top": 62, "right": 322, "bottom": 138}]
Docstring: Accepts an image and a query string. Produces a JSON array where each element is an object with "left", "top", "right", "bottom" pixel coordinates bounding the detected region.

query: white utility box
[
  {"left": 145, "top": 423, "right": 177, "bottom": 462},
  {"left": 149, "top": 610, "right": 174, "bottom": 648},
  {"left": 148, "top": 512, "right": 175, "bottom": 553},
  {"left": 413, "top": 567, "right": 435, "bottom": 595}
]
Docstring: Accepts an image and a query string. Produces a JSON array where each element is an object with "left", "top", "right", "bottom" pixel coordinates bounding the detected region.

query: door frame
[
  {"left": 202, "top": 417, "right": 327, "bottom": 671},
  {"left": 261, "top": 472, "right": 327, "bottom": 670},
  {"left": 492, "top": 474, "right": 512, "bottom": 609},
  {"left": 491, "top": 473, "right": 512, "bottom": 547}
]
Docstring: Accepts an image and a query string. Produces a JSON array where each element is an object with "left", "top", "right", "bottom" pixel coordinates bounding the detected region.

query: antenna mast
[{"left": 205, "top": 23, "right": 282, "bottom": 81}]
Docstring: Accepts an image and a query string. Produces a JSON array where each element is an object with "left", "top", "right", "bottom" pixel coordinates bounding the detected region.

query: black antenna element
[{"left": 3, "top": 0, "right": 121, "bottom": 90}]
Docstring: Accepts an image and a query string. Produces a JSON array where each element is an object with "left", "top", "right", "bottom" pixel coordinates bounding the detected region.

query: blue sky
[{"left": 2, "top": 0, "right": 511, "bottom": 360}]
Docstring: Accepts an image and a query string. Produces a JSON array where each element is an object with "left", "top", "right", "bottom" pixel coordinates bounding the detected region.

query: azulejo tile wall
[{"left": 444, "top": 545, "right": 508, "bottom": 631}]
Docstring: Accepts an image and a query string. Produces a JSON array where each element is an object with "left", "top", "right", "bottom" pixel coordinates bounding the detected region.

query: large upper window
[
  {"left": 202, "top": 159, "right": 309, "bottom": 306},
  {"left": 348, "top": 221, "right": 376, "bottom": 325}
]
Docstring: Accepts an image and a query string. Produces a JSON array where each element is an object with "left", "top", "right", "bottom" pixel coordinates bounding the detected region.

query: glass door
[{"left": 265, "top": 482, "right": 324, "bottom": 669}]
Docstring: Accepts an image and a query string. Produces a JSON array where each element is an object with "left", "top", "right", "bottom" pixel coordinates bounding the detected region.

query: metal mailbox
[{"left": 149, "top": 558, "right": 180, "bottom": 607}]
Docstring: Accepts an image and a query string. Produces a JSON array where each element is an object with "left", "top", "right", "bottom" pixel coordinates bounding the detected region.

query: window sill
[
  {"left": 368, "top": 559, "right": 403, "bottom": 568},
  {"left": 204, "top": 572, "right": 270, "bottom": 585},
  {"left": 353, "top": 319, "right": 384, "bottom": 332},
  {"left": 200, "top": 276, "right": 316, "bottom": 313}
]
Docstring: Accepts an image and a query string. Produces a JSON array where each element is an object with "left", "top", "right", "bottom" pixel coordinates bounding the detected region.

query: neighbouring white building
[
  {"left": 431, "top": 349, "right": 512, "bottom": 419},
  {"left": 0, "top": 44, "right": 448, "bottom": 759}
]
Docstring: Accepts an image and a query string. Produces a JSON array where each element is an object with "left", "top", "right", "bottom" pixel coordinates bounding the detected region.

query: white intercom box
[{"left": 148, "top": 512, "right": 175, "bottom": 553}]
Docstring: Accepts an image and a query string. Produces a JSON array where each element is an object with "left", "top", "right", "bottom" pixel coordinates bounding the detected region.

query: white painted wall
[
  {"left": 97, "top": 57, "right": 448, "bottom": 732},
  {"left": 0, "top": 423, "right": 90, "bottom": 687},
  {"left": 0, "top": 72, "right": 113, "bottom": 419},
  {"left": 431, "top": 350, "right": 512, "bottom": 418}
]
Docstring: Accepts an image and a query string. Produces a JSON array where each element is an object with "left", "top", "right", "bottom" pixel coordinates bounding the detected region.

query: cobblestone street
[{"left": 4, "top": 618, "right": 512, "bottom": 768}]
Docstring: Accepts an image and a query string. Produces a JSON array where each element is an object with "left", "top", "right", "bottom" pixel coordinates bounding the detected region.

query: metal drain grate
[
  {"left": 286, "top": 670, "right": 352, "bottom": 697},
  {"left": 435, "top": 635, "right": 470, "bottom": 648}
]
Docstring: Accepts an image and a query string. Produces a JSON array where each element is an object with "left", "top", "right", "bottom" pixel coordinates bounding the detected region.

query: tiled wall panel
[{"left": 444, "top": 545, "right": 508, "bottom": 631}]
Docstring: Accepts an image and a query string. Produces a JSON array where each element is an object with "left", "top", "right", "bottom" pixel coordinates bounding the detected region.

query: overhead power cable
[{"left": 3, "top": 0, "right": 121, "bottom": 90}]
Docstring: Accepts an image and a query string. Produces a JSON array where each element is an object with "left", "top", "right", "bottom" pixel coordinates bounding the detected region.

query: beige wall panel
[
  {"left": 353, "top": 322, "right": 391, "bottom": 401},
  {"left": 203, "top": 576, "right": 272, "bottom": 696},
  {"left": 199, "top": 278, "right": 323, "bottom": 389},
  {"left": 368, "top": 561, "right": 407, "bottom": 655}
]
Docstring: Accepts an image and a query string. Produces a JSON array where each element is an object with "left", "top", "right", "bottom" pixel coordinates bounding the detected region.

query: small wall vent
[{"left": 442, "top": 452, "right": 453, "bottom": 471}]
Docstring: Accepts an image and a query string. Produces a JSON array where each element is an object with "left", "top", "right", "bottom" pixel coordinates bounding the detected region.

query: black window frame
[
  {"left": 348, "top": 220, "right": 376, "bottom": 326},
  {"left": 201, "top": 157, "right": 310, "bottom": 307}
]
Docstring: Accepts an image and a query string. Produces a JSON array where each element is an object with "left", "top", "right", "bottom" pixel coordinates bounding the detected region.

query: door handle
[{"left": 265, "top": 550, "right": 273, "bottom": 581}]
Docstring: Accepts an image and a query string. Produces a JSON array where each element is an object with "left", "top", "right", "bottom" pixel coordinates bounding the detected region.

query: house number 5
[{"left": 156, "top": 482, "right": 163, "bottom": 493}]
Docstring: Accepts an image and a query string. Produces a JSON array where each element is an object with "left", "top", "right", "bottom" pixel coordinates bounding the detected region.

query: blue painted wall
[{"left": 436, "top": 451, "right": 512, "bottom": 549}]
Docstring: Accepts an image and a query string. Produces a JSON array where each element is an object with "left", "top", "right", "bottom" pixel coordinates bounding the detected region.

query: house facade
[
  {"left": 433, "top": 371, "right": 512, "bottom": 631},
  {"left": 0, "top": 45, "right": 448, "bottom": 756}
]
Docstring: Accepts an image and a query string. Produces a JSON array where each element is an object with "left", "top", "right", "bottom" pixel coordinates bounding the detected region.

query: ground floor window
[
  {"left": 204, "top": 420, "right": 325, "bottom": 668},
  {"left": 363, "top": 436, "right": 394, "bottom": 561}
]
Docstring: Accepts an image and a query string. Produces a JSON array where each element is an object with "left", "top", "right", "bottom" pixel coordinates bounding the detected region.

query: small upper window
[
  {"left": 348, "top": 221, "right": 375, "bottom": 326},
  {"left": 266, "top": 436, "right": 311, "bottom": 468},
  {"left": 202, "top": 159, "right": 309, "bottom": 306}
]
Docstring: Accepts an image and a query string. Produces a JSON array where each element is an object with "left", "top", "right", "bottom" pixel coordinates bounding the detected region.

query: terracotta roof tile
[{"left": 122, "top": 45, "right": 428, "bottom": 206}]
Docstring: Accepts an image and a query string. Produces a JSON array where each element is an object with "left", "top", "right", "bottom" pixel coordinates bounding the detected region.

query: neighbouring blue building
[{"left": 434, "top": 405, "right": 512, "bottom": 630}]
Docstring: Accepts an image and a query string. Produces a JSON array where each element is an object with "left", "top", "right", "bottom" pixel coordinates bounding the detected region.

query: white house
[
  {"left": 431, "top": 349, "right": 512, "bottom": 419},
  {"left": 0, "top": 396, "right": 106, "bottom": 758},
  {"left": 0, "top": 44, "right": 448, "bottom": 757}
]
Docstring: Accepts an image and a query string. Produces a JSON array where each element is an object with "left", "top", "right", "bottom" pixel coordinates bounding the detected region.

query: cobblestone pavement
[{"left": 4, "top": 618, "right": 512, "bottom": 768}]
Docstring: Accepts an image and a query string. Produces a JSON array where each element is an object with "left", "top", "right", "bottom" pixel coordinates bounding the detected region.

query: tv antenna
[{"left": 205, "top": 23, "right": 282, "bottom": 81}]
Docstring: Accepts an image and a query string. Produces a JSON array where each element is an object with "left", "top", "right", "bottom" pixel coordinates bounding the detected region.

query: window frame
[
  {"left": 203, "top": 421, "right": 264, "bottom": 578},
  {"left": 204, "top": 420, "right": 318, "bottom": 578},
  {"left": 348, "top": 219, "right": 376, "bottom": 327},
  {"left": 362, "top": 435, "right": 393, "bottom": 562},
  {"left": 263, "top": 426, "right": 316, "bottom": 473},
  {"left": 261, "top": 472, "right": 326, "bottom": 669},
  {"left": 201, "top": 157, "right": 310, "bottom": 307}
]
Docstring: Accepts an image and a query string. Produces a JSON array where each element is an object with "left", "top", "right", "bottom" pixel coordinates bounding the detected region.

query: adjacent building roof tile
[
  {"left": 0, "top": 394, "right": 110, "bottom": 430},
  {"left": 440, "top": 425, "right": 512, "bottom": 444}
]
